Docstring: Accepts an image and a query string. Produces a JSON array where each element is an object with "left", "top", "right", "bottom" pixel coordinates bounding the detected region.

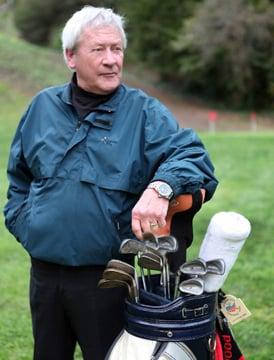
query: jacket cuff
[{"left": 150, "top": 174, "right": 203, "bottom": 198}]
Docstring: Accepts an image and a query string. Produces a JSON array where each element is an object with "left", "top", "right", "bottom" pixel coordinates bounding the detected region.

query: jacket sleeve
[
  {"left": 3, "top": 110, "right": 34, "bottom": 237},
  {"left": 144, "top": 99, "right": 218, "bottom": 201}
]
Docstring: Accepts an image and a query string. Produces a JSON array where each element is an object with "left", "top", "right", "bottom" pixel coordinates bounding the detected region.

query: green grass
[
  {"left": 0, "top": 32, "right": 70, "bottom": 93},
  {"left": 1, "top": 24, "right": 274, "bottom": 359}
]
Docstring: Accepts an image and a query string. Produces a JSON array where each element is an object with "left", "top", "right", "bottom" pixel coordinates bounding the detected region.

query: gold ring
[{"left": 150, "top": 222, "right": 158, "bottom": 227}]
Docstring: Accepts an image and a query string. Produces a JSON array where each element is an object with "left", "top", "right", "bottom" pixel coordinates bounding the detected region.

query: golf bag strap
[
  {"left": 215, "top": 333, "right": 223, "bottom": 360},
  {"left": 216, "top": 317, "right": 245, "bottom": 360}
]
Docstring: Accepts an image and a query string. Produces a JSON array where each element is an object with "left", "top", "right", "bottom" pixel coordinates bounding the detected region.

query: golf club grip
[{"left": 155, "top": 189, "right": 205, "bottom": 236}]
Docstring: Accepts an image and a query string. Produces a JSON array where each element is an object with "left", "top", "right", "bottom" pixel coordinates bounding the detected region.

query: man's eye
[
  {"left": 92, "top": 48, "right": 103, "bottom": 52},
  {"left": 113, "top": 47, "right": 123, "bottom": 53}
]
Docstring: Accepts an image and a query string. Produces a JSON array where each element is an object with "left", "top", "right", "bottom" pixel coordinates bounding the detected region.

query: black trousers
[{"left": 30, "top": 258, "right": 127, "bottom": 360}]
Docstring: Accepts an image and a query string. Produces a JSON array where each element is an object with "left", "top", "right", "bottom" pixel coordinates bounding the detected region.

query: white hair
[{"left": 61, "top": 5, "right": 127, "bottom": 65}]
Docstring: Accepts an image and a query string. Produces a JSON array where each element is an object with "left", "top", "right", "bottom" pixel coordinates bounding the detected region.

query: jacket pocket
[
  {"left": 13, "top": 178, "right": 47, "bottom": 249},
  {"left": 13, "top": 198, "right": 32, "bottom": 246}
]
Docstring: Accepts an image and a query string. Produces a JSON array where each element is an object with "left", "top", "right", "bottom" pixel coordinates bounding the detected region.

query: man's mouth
[{"left": 101, "top": 72, "right": 117, "bottom": 77}]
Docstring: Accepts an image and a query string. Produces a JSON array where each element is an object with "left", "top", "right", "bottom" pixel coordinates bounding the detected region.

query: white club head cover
[{"left": 199, "top": 211, "right": 251, "bottom": 292}]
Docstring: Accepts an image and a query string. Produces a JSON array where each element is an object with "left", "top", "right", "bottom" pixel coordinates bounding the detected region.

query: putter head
[
  {"left": 180, "top": 258, "right": 207, "bottom": 276},
  {"left": 206, "top": 258, "right": 226, "bottom": 275},
  {"left": 179, "top": 277, "right": 204, "bottom": 296}
]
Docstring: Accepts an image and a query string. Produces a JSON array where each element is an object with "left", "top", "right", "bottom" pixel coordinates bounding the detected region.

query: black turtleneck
[{"left": 70, "top": 73, "right": 117, "bottom": 119}]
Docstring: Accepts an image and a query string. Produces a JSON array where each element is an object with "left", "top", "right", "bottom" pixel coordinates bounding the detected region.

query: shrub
[
  {"left": 13, "top": 0, "right": 110, "bottom": 46},
  {"left": 172, "top": 0, "right": 274, "bottom": 108},
  {"left": 117, "top": 0, "right": 201, "bottom": 75}
]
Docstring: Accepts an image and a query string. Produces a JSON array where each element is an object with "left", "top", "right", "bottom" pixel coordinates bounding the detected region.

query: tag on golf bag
[{"left": 220, "top": 294, "right": 251, "bottom": 326}]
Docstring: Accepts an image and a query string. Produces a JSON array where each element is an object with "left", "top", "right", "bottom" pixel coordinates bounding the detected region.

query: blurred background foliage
[{"left": 5, "top": 0, "right": 274, "bottom": 108}]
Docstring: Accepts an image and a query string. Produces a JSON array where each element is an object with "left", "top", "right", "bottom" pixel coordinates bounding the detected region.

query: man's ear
[{"left": 65, "top": 49, "right": 76, "bottom": 69}]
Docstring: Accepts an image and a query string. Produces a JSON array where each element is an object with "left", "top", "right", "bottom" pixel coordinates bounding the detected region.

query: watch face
[
  {"left": 159, "top": 183, "right": 170, "bottom": 196},
  {"left": 148, "top": 182, "right": 173, "bottom": 199}
]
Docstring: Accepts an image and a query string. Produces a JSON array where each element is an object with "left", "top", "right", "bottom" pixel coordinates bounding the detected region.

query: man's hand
[{"left": 131, "top": 189, "right": 169, "bottom": 240}]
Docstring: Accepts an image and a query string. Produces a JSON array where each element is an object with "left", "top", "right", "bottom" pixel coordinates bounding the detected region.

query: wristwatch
[{"left": 147, "top": 181, "right": 174, "bottom": 200}]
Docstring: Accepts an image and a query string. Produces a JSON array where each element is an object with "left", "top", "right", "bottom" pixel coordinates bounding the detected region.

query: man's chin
[{"left": 100, "top": 81, "right": 121, "bottom": 94}]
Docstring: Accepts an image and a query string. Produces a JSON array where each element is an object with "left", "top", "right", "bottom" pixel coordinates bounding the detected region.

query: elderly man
[{"left": 4, "top": 5, "right": 218, "bottom": 360}]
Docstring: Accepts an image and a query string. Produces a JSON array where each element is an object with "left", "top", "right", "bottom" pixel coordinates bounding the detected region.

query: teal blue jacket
[{"left": 4, "top": 83, "right": 218, "bottom": 265}]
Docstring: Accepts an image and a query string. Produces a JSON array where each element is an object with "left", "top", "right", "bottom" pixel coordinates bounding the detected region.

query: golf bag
[
  {"left": 103, "top": 195, "right": 250, "bottom": 360},
  {"left": 105, "top": 281, "right": 244, "bottom": 360}
]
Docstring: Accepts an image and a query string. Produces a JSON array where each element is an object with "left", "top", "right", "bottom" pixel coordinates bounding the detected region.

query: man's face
[{"left": 66, "top": 25, "right": 124, "bottom": 94}]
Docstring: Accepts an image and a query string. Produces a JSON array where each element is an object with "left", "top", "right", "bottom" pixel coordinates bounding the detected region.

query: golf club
[
  {"left": 178, "top": 277, "right": 204, "bottom": 296},
  {"left": 180, "top": 258, "right": 207, "bottom": 276},
  {"left": 137, "top": 252, "right": 163, "bottom": 292},
  {"left": 97, "top": 279, "right": 135, "bottom": 301},
  {"left": 142, "top": 232, "right": 160, "bottom": 290},
  {"left": 137, "top": 252, "right": 163, "bottom": 271},
  {"left": 106, "top": 259, "right": 139, "bottom": 293},
  {"left": 120, "top": 237, "right": 163, "bottom": 292},
  {"left": 206, "top": 258, "right": 225, "bottom": 275},
  {"left": 102, "top": 268, "right": 138, "bottom": 302},
  {"left": 157, "top": 236, "right": 178, "bottom": 299}
]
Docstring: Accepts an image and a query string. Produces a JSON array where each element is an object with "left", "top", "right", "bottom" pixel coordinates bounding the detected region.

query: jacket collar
[{"left": 58, "top": 82, "right": 125, "bottom": 113}]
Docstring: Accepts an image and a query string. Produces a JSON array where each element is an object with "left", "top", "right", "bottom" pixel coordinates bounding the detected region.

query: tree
[
  {"left": 117, "top": 0, "right": 201, "bottom": 77},
  {"left": 172, "top": 0, "right": 274, "bottom": 108},
  {"left": 13, "top": 0, "right": 114, "bottom": 45}
]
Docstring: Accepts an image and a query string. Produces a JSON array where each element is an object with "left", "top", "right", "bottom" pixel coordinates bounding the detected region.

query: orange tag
[{"left": 221, "top": 294, "right": 251, "bottom": 325}]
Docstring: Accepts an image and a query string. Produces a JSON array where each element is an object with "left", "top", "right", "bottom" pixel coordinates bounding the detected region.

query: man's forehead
[{"left": 80, "top": 25, "right": 122, "bottom": 43}]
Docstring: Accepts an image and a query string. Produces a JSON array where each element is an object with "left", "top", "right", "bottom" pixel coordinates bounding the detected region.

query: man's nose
[{"left": 102, "top": 48, "right": 116, "bottom": 65}]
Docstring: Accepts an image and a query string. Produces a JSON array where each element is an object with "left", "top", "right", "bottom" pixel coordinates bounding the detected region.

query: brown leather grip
[{"left": 153, "top": 189, "right": 205, "bottom": 236}]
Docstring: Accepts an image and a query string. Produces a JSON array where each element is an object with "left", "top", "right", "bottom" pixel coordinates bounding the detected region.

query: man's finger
[
  {"left": 141, "top": 219, "right": 154, "bottom": 235},
  {"left": 156, "top": 218, "right": 166, "bottom": 228},
  {"left": 131, "top": 217, "right": 143, "bottom": 240}
]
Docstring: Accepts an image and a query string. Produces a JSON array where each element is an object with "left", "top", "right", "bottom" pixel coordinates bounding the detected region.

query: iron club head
[
  {"left": 97, "top": 279, "right": 135, "bottom": 300},
  {"left": 180, "top": 258, "right": 207, "bottom": 276},
  {"left": 179, "top": 277, "right": 204, "bottom": 296},
  {"left": 102, "top": 268, "right": 138, "bottom": 302},
  {"left": 157, "top": 235, "right": 178, "bottom": 253},
  {"left": 206, "top": 258, "right": 226, "bottom": 275},
  {"left": 137, "top": 252, "right": 163, "bottom": 271}
]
